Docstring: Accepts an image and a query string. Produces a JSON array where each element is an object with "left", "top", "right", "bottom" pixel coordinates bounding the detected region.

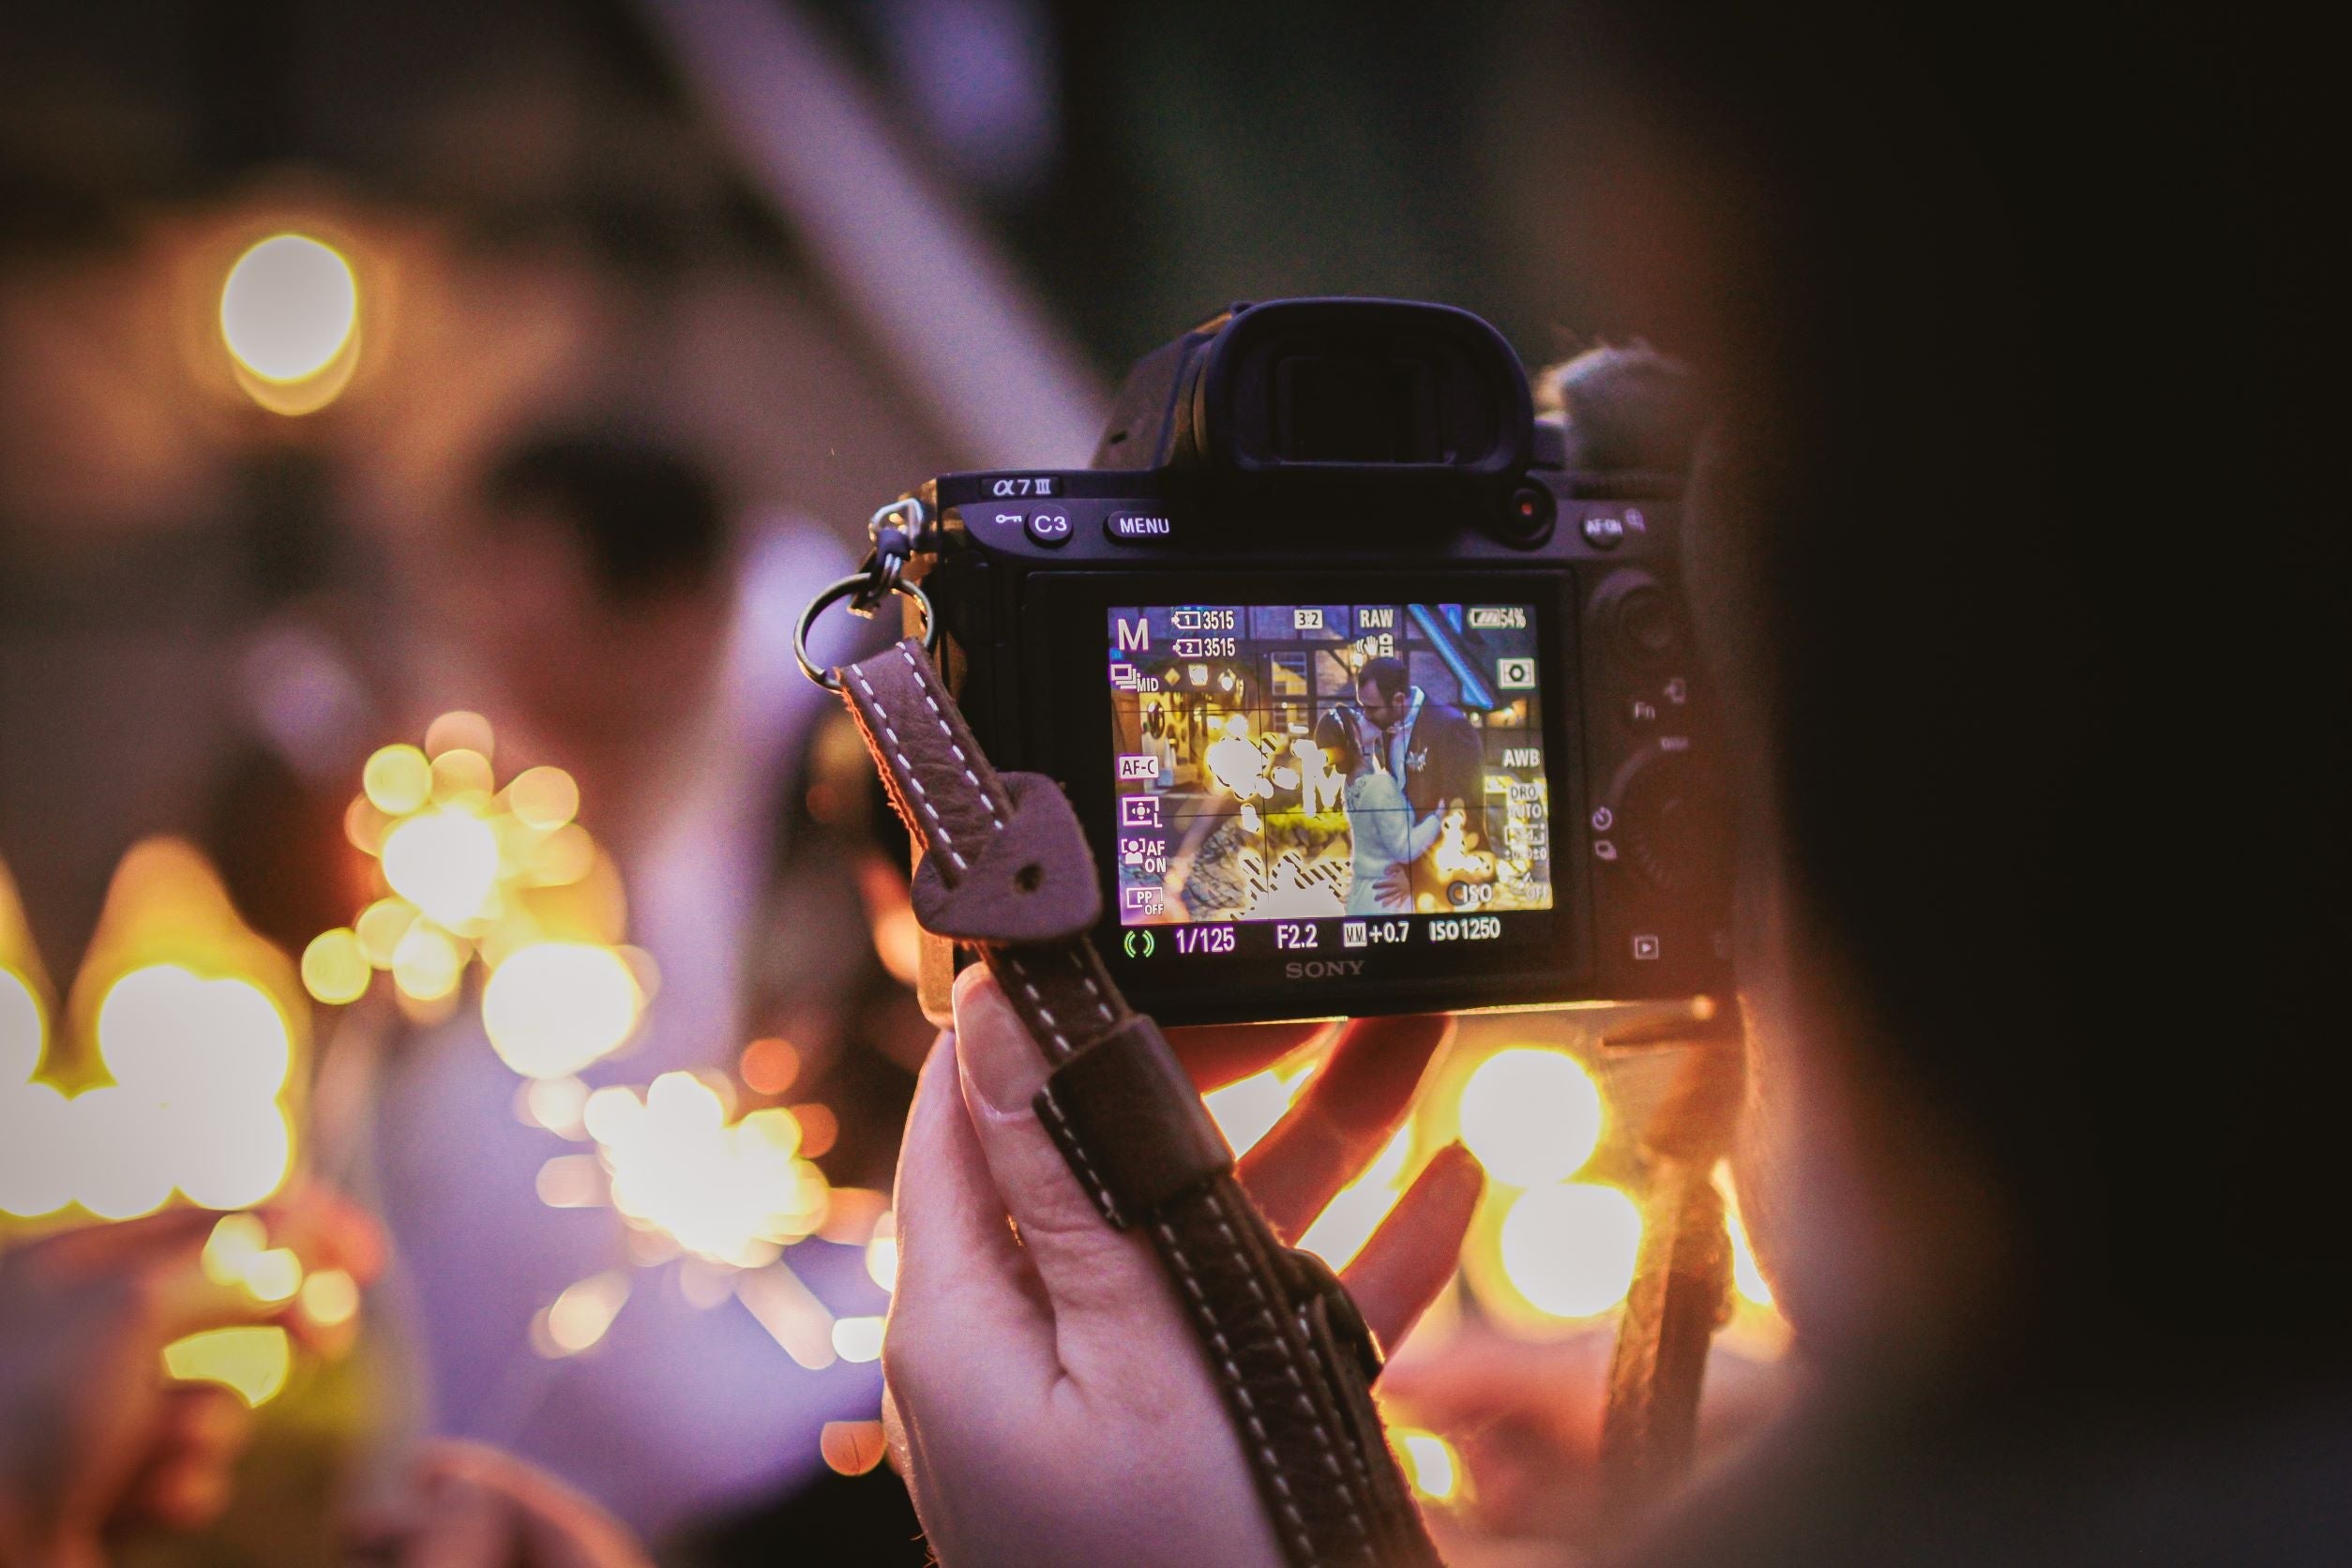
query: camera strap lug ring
[{"left": 794, "top": 572, "right": 937, "bottom": 691}]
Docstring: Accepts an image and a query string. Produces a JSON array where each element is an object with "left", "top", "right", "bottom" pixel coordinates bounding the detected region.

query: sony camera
[{"left": 902, "top": 297, "right": 1730, "bottom": 1026}]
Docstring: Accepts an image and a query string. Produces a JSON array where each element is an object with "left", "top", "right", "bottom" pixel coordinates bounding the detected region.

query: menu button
[{"left": 1106, "top": 511, "right": 1176, "bottom": 544}]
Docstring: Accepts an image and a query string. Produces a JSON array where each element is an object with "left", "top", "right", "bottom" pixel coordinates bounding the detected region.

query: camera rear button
[
  {"left": 1107, "top": 511, "right": 1176, "bottom": 544},
  {"left": 1025, "top": 510, "right": 1073, "bottom": 547}
]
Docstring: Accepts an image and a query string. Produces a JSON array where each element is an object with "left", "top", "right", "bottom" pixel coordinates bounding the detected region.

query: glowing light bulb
[
  {"left": 381, "top": 809, "right": 501, "bottom": 927},
  {"left": 481, "top": 942, "right": 642, "bottom": 1078},
  {"left": 1456, "top": 1048, "right": 1603, "bottom": 1188},
  {"left": 1497, "top": 1182, "right": 1643, "bottom": 1319},
  {"left": 220, "top": 234, "right": 356, "bottom": 384}
]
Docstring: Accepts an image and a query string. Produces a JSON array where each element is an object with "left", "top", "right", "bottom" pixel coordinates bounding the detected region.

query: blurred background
[{"left": 0, "top": 4, "right": 1779, "bottom": 1563}]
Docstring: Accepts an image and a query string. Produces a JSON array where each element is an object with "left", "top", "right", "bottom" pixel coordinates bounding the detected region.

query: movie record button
[
  {"left": 1024, "top": 510, "right": 1073, "bottom": 547},
  {"left": 1106, "top": 511, "right": 1176, "bottom": 544}
]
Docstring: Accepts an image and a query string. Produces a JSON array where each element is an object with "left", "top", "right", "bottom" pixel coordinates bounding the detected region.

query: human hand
[
  {"left": 1375, "top": 865, "right": 1413, "bottom": 908},
  {"left": 363, "top": 1440, "right": 649, "bottom": 1568},
  {"left": 0, "top": 1188, "right": 383, "bottom": 1568},
  {"left": 1379, "top": 1326, "right": 1791, "bottom": 1560},
  {"left": 882, "top": 970, "right": 1482, "bottom": 1568}
]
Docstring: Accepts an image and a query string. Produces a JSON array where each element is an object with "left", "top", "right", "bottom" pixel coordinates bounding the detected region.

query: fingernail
[{"left": 951, "top": 966, "right": 1049, "bottom": 1119}]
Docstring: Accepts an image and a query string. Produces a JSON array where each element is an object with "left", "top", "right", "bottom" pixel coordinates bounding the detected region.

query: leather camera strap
[{"left": 835, "top": 636, "right": 1441, "bottom": 1568}]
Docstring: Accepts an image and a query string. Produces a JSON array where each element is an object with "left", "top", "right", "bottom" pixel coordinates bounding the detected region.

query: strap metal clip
[{"left": 794, "top": 497, "right": 940, "bottom": 690}]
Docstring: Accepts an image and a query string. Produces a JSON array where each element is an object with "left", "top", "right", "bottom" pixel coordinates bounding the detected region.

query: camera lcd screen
[{"left": 1106, "top": 601, "right": 1554, "bottom": 951}]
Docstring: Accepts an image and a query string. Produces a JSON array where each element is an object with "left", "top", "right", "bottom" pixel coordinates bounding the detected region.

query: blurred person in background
[
  {"left": 0, "top": 1190, "right": 650, "bottom": 1567},
  {"left": 877, "top": 6, "right": 2345, "bottom": 1567},
  {"left": 368, "top": 428, "right": 923, "bottom": 1557}
]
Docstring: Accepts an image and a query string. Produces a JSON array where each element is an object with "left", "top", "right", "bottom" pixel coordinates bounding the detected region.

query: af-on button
[{"left": 1106, "top": 511, "right": 1175, "bottom": 544}]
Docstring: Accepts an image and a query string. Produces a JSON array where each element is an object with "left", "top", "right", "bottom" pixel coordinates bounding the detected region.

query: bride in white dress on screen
[{"left": 1319, "top": 705, "right": 1441, "bottom": 916}]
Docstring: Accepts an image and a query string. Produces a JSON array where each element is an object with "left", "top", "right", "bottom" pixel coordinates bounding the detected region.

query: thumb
[{"left": 949, "top": 966, "right": 1181, "bottom": 1351}]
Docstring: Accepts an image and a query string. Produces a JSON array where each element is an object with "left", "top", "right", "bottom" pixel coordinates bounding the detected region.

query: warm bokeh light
[
  {"left": 481, "top": 942, "right": 642, "bottom": 1078},
  {"left": 1, "top": 967, "right": 39, "bottom": 1085},
  {"left": 300, "top": 1267, "right": 361, "bottom": 1328},
  {"left": 520, "top": 1074, "right": 590, "bottom": 1138},
  {"left": 588, "top": 1072, "right": 829, "bottom": 1268},
  {"left": 201, "top": 1212, "right": 302, "bottom": 1304},
  {"left": 739, "top": 1036, "right": 801, "bottom": 1096},
  {"left": 2, "top": 843, "right": 305, "bottom": 1227},
  {"left": 363, "top": 744, "right": 432, "bottom": 815},
  {"left": 301, "top": 927, "right": 372, "bottom": 1004},
  {"left": 389, "top": 921, "right": 465, "bottom": 1002},
  {"left": 1715, "top": 1162, "right": 1775, "bottom": 1308},
  {"left": 865, "top": 1210, "right": 898, "bottom": 1291},
  {"left": 506, "top": 766, "right": 580, "bottom": 830},
  {"left": 381, "top": 808, "right": 502, "bottom": 928},
  {"left": 1393, "top": 1428, "right": 1461, "bottom": 1502},
  {"left": 734, "top": 1261, "right": 837, "bottom": 1370},
  {"left": 830, "top": 1315, "right": 885, "bottom": 1364},
  {"left": 1456, "top": 1047, "right": 1603, "bottom": 1189},
  {"left": 536, "top": 1270, "right": 632, "bottom": 1357},
  {"left": 1498, "top": 1182, "right": 1643, "bottom": 1319},
  {"left": 163, "top": 1326, "right": 293, "bottom": 1407},
  {"left": 220, "top": 234, "right": 358, "bottom": 382}
]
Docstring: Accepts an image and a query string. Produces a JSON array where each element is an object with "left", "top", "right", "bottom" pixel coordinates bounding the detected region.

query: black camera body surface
[{"left": 908, "top": 298, "right": 1730, "bottom": 1026}]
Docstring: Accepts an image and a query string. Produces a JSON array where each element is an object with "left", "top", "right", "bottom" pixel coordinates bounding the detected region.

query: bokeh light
[
  {"left": 588, "top": 1072, "right": 829, "bottom": 1269},
  {"left": 482, "top": 942, "right": 642, "bottom": 1078},
  {"left": 830, "top": 1315, "right": 885, "bottom": 1364},
  {"left": 301, "top": 927, "right": 371, "bottom": 1004},
  {"left": 2, "top": 845, "right": 301, "bottom": 1223},
  {"left": 1393, "top": 1428, "right": 1461, "bottom": 1502},
  {"left": 1456, "top": 1047, "right": 1603, "bottom": 1188},
  {"left": 1, "top": 968, "right": 40, "bottom": 1085},
  {"left": 1498, "top": 1183, "right": 1643, "bottom": 1319},
  {"left": 535, "top": 1269, "right": 632, "bottom": 1358},
  {"left": 300, "top": 1268, "right": 361, "bottom": 1328},
  {"left": 220, "top": 234, "right": 358, "bottom": 382},
  {"left": 163, "top": 1326, "right": 293, "bottom": 1408},
  {"left": 381, "top": 808, "right": 501, "bottom": 928}
]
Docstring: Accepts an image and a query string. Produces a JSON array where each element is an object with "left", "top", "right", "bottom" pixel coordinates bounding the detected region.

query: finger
[
  {"left": 886, "top": 1029, "right": 1052, "bottom": 1381},
  {"left": 396, "top": 1468, "right": 517, "bottom": 1568},
  {"left": 1165, "top": 1019, "right": 1330, "bottom": 1090},
  {"left": 1238, "top": 1013, "right": 1451, "bottom": 1241},
  {"left": 26, "top": 1207, "right": 223, "bottom": 1277},
  {"left": 1344, "top": 1143, "right": 1484, "bottom": 1352},
  {"left": 416, "top": 1441, "right": 647, "bottom": 1568},
  {"left": 947, "top": 966, "right": 1181, "bottom": 1352},
  {"left": 261, "top": 1183, "right": 388, "bottom": 1284},
  {"left": 128, "top": 1386, "right": 254, "bottom": 1530}
]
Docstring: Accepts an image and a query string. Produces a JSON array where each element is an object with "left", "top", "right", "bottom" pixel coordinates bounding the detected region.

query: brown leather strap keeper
[
  {"left": 910, "top": 771, "right": 1103, "bottom": 943},
  {"left": 1034, "top": 1014, "right": 1236, "bottom": 1228}
]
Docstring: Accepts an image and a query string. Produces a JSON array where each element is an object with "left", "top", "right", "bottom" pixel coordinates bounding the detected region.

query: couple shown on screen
[{"left": 1318, "top": 656, "right": 1480, "bottom": 915}]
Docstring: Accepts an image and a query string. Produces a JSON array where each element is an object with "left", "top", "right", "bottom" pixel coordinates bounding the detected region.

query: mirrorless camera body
[{"left": 900, "top": 298, "right": 1730, "bottom": 1026}]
